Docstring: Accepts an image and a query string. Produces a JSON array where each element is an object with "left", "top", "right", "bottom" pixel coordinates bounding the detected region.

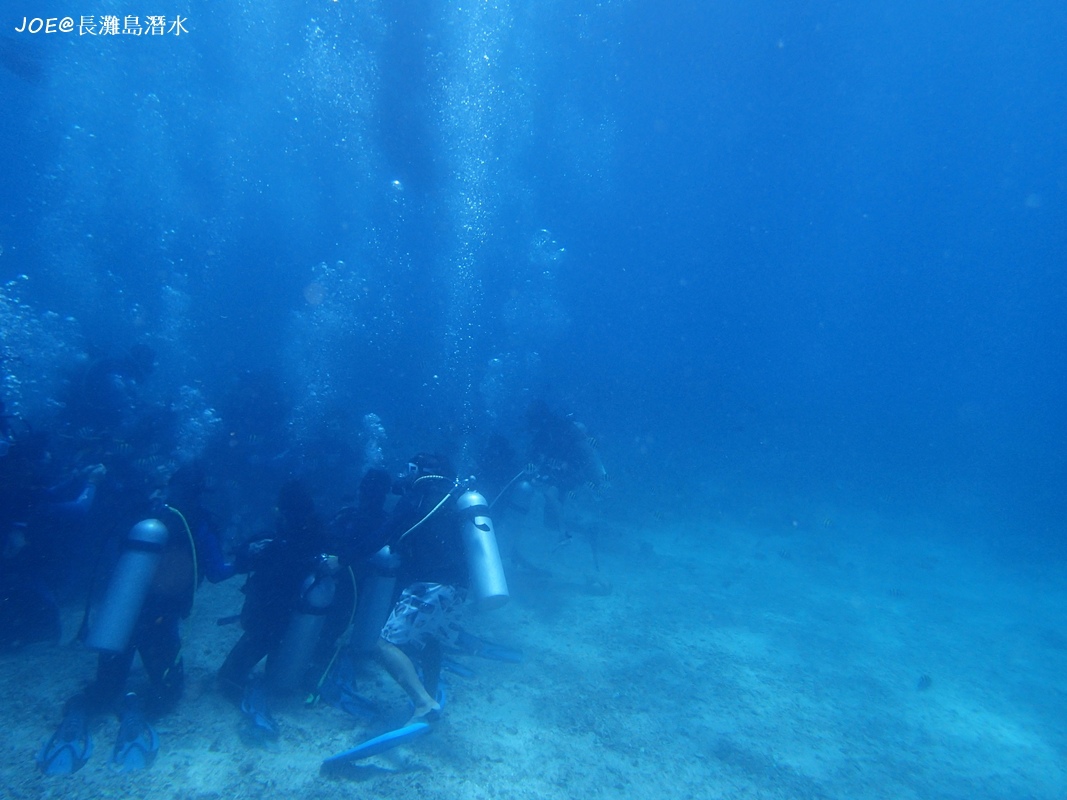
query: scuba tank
[
  {"left": 349, "top": 546, "right": 398, "bottom": 653},
  {"left": 267, "top": 562, "right": 336, "bottom": 693},
  {"left": 86, "top": 519, "right": 169, "bottom": 653},
  {"left": 456, "top": 491, "right": 509, "bottom": 611}
]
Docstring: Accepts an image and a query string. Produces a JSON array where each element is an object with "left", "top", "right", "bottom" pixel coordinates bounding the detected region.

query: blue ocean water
[{"left": 1, "top": 1, "right": 1064, "bottom": 797}]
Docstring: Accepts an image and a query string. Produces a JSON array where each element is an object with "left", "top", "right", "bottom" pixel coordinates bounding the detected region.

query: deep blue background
[{"left": 1, "top": 1, "right": 1064, "bottom": 542}]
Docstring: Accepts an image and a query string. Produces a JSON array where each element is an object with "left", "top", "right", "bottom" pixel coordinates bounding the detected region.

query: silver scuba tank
[
  {"left": 349, "top": 546, "right": 398, "bottom": 652},
  {"left": 456, "top": 490, "right": 509, "bottom": 610},
  {"left": 267, "top": 568, "right": 336, "bottom": 693},
  {"left": 86, "top": 519, "right": 169, "bottom": 653},
  {"left": 508, "top": 479, "right": 535, "bottom": 514}
]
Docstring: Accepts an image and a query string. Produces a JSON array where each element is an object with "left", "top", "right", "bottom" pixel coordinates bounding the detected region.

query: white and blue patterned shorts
[{"left": 381, "top": 582, "right": 467, "bottom": 651}]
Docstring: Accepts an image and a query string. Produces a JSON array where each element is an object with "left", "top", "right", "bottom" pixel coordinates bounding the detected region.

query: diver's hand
[
  {"left": 148, "top": 489, "right": 168, "bottom": 516},
  {"left": 246, "top": 538, "right": 272, "bottom": 558},
  {"left": 86, "top": 464, "right": 107, "bottom": 485}
]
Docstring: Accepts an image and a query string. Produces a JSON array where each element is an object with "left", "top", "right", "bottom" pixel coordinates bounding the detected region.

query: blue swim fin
[
  {"left": 110, "top": 693, "right": 158, "bottom": 772},
  {"left": 321, "top": 721, "right": 431, "bottom": 766},
  {"left": 37, "top": 703, "right": 93, "bottom": 775},
  {"left": 240, "top": 679, "right": 279, "bottom": 744}
]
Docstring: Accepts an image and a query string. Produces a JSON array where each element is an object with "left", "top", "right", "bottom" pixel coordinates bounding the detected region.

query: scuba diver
[
  {"left": 524, "top": 401, "right": 608, "bottom": 546},
  {"left": 0, "top": 408, "right": 104, "bottom": 649},
  {"left": 59, "top": 343, "right": 180, "bottom": 507},
  {"left": 75, "top": 344, "right": 157, "bottom": 431},
  {"left": 304, "top": 465, "right": 394, "bottom": 709},
  {"left": 216, "top": 480, "right": 340, "bottom": 743},
  {"left": 489, "top": 401, "right": 608, "bottom": 553},
  {"left": 362, "top": 452, "right": 509, "bottom": 726},
  {"left": 36, "top": 462, "right": 232, "bottom": 775}
]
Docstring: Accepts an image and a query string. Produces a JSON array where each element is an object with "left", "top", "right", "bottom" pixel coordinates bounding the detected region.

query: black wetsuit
[
  {"left": 77, "top": 505, "right": 217, "bottom": 718},
  {"left": 217, "top": 531, "right": 332, "bottom": 698},
  {"left": 388, "top": 491, "right": 469, "bottom": 591}
]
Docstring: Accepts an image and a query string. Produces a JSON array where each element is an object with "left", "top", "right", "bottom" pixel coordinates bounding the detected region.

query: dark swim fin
[
  {"left": 37, "top": 703, "right": 93, "bottom": 775},
  {"left": 456, "top": 630, "right": 524, "bottom": 663},
  {"left": 473, "top": 642, "right": 524, "bottom": 663},
  {"left": 441, "top": 658, "right": 476, "bottom": 678},
  {"left": 110, "top": 693, "right": 158, "bottom": 772},
  {"left": 319, "top": 674, "right": 379, "bottom": 720}
]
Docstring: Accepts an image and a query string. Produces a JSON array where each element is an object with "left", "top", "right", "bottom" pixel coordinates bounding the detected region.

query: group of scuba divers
[{"left": 25, "top": 402, "right": 609, "bottom": 776}]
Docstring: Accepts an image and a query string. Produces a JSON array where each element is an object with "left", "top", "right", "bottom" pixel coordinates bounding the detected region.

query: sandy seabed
[{"left": 2, "top": 501, "right": 1065, "bottom": 800}]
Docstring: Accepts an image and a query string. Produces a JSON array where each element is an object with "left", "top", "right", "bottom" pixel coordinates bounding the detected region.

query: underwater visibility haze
[{"left": 0, "top": 1, "right": 1064, "bottom": 798}]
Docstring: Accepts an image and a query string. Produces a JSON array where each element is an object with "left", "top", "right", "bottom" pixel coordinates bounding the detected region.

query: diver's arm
[
  {"left": 46, "top": 464, "right": 106, "bottom": 517},
  {"left": 193, "top": 519, "right": 237, "bottom": 583}
]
